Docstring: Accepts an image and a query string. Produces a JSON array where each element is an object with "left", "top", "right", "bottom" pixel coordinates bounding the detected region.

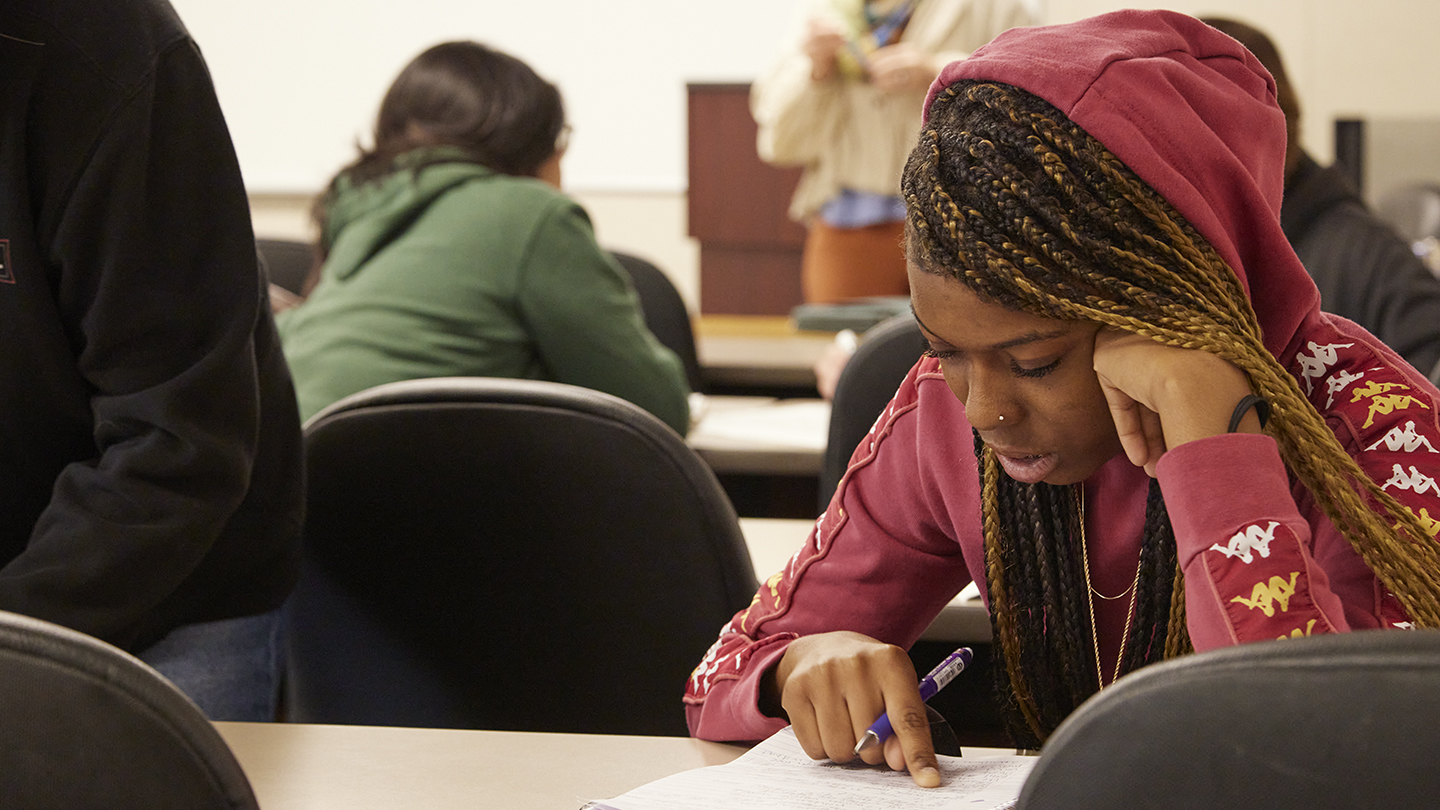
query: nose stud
[{"left": 998, "top": 415, "right": 1005, "bottom": 421}]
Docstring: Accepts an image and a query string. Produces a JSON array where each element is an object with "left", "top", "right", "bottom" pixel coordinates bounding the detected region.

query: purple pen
[{"left": 853, "top": 646, "right": 973, "bottom": 754}]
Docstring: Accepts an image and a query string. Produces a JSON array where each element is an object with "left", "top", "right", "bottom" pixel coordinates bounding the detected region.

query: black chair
[
  {"left": 255, "top": 237, "right": 316, "bottom": 296},
  {"left": 819, "top": 313, "right": 927, "bottom": 509},
  {"left": 610, "top": 250, "right": 704, "bottom": 393},
  {"left": 0, "top": 610, "right": 258, "bottom": 809},
  {"left": 286, "top": 376, "right": 757, "bottom": 735},
  {"left": 1017, "top": 630, "right": 1440, "bottom": 810}
]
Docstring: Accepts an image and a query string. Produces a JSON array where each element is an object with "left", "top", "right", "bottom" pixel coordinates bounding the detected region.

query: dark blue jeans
[{"left": 138, "top": 607, "right": 285, "bottom": 721}]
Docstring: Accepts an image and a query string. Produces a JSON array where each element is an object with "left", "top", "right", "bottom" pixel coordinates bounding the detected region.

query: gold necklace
[{"left": 1077, "top": 484, "right": 1142, "bottom": 689}]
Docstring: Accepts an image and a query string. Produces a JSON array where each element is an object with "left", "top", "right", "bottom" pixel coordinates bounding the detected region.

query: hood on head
[{"left": 924, "top": 9, "right": 1319, "bottom": 360}]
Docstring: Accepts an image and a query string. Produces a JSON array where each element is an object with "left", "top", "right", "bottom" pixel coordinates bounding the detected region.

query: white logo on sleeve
[
  {"left": 1367, "top": 421, "right": 1439, "bottom": 454},
  {"left": 1295, "top": 341, "right": 1354, "bottom": 395},
  {"left": 1324, "top": 368, "right": 1365, "bottom": 408},
  {"left": 1209, "top": 521, "right": 1280, "bottom": 564},
  {"left": 1383, "top": 465, "right": 1440, "bottom": 496}
]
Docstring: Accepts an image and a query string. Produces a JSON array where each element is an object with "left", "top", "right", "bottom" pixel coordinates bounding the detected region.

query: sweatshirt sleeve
[
  {"left": 685, "top": 365, "right": 973, "bottom": 741},
  {"left": 515, "top": 200, "right": 692, "bottom": 436},
  {"left": 0, "top": 37, "right": 269, "bottom": 648},
  {"left": 751, "top": 55, "right": 846, "bottom": 169},
  {"left": 1157, "top": 332, "right": 1440, "bottom": 650},
  {"left": 1157, "top": 435, "right": 1354, "bottom": 649}
]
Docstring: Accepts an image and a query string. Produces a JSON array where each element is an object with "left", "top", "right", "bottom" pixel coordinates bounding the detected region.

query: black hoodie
[
  {"left": 0, "top": 0, "right": 302, "bottom": 651},
  {"left": 1281, "top": 151, "right": 1440, "bottom": 376}
]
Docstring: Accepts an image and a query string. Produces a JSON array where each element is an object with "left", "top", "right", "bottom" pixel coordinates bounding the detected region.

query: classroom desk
[
  {"left": 686, "top": 395, "right": 829, "bottom": 476},
  {"left": 213, "top": 722, "right": 1017, "bottom": 810},
  {"left": 740, "top": 517, "right": 993, "bottom": 644},
  {"left": 214, "top": 722, "right": 743, "bottom": 810},
  {"left": 695, "top": 315, "right": 835, "bottom": 390}
]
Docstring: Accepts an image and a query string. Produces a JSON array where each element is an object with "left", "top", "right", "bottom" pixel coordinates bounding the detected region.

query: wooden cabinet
[{"left": 687, "top": 83, "right": 807, "bottom": 315}]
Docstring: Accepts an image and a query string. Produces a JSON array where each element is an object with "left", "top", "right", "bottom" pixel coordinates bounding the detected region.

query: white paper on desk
[
  {"left": 690, "top": 400, "right": 831, "bottom": 449},
  {"left": 586, "top": 727, "right": 1034, "bottom": 810}
]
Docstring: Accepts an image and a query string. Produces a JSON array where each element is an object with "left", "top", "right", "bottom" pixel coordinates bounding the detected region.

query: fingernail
[{"left": 916, "top": 766, "right": 941, "bottom": 788}]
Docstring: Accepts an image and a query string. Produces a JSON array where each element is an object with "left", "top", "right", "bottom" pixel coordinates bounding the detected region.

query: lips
[{"left": 992, "top": 448, "right": 1060, "bottom": 484}]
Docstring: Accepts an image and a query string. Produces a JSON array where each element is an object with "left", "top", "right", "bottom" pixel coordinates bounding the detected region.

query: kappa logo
[
  {"left": 1295, "top": 341, "right": 1353, "bottom": 395},
  {"left": 1278, "top": 619, "right": 1319, "bottom": 640},
  {"left": 1404, "top": 505, "right": 1440, "bottom": 539},
  {"left": 1382, "top": 464, "right": 1440, "bottom": 496},
  {"left": 1209, "top": 521, "right": 1280, "bottom": 564},
  {"left": 0, "top": 239, "right": 12, "bottom": 284},
  {"left": 1349, "top": 380, "right": 1431, "bottom": 429},
  {"left": 1324, "top": 368, "right": 1366, "bottom": 408},
  {"left": 1367, "top": 421, "right": 1439, "bottom": 454},
  {"left": 1231, "top": 572, "right": 1300, "bottom": 617}
]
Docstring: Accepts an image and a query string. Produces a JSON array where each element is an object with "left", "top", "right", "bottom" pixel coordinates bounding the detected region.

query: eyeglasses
[{"left": 555, "top": 124, "right": 572, "bottom": 154}]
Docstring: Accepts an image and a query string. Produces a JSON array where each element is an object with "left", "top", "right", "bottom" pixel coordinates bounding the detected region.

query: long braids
[{"left": 904, "top": 81, "right": 1440, "bottom": 745}]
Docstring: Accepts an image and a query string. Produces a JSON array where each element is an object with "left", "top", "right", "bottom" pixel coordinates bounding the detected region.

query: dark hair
[
  {"left": 313, "top": 41, "right": 565, "bottom": 246},
  {"left": 902, "top": 80, "right": 1440, "bottom": 746}
]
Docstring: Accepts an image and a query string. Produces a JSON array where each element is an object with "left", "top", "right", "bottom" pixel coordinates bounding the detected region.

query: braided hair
[{"left": 902, "top": 81, "right": 1440, "bottom": 746}]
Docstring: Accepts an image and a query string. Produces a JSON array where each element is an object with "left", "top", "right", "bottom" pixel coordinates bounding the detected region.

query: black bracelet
[{"left": 1228, "top": 394, "right": 1271, "bottom": 433}]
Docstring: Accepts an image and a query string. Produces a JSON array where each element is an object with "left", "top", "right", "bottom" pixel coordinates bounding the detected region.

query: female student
[
  {"left": 686, "top": 10, "right": 1440, "bottom": 787},
  {"left": 277, "top": 42, "right": 690, "bottom": 433}
]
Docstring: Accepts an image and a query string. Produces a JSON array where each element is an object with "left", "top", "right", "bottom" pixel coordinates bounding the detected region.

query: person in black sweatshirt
[
  {"left": 1203, "top": 17, "right": 1440, "bottom": 379},
  {"left": 0, "top": 0, "right": 303, "bottom": 720}
]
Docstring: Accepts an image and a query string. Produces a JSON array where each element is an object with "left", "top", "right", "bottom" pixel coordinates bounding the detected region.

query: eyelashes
[
  {"left": 922, "top": 348, "right": 1062, "bottom": 379},
  {"left": 1012, "top": 358, "right": 1062, "bottom": 379}
]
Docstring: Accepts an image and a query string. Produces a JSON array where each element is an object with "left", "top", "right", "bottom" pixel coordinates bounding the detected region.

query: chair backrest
[
  {"left": 0, "top": 610, "right": 258, "bottom": 810},
  {"left": 819, "top": 313, "right": 927, "bottom": 509},
  {"left": 1017, "top": 630, "right": 1440, "bottom": 810},
  {"left": 255, "top": 237, "right": 317, "bottom": 296},
  {"left": 286, "top": 377, "right": 757, "bottom": 735},
  {"left": 610, "top": 250, "right": 704, "bottom": 393}
]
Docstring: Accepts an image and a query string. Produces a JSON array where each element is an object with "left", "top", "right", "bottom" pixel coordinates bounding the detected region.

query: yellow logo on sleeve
[
  {"left": 1350, "top": 381, "right": 1431, "bottom": 428},
  {"left": 1278, "top": 619, "right": 1318, "bottom": 640},
  {"left": 1230, "top": 572, "right": 1300, "bottom": 617}
]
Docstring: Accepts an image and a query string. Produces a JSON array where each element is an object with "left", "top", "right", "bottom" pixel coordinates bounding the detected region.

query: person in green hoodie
[{"left": 276, "top": 41, "right": 691, "bottom": 435}]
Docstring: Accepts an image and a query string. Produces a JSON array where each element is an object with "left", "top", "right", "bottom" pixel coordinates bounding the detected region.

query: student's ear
[{"left": 535, "top": 150, "right": 563, "bottom": 189}]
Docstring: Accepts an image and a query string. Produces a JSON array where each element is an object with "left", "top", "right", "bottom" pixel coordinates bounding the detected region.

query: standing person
[
  {"left": 277, "top": 42, "right": 691, "bottom": 435},
  {"left": 1201, "top": 17, "right": 1440, "bottom": 378},
  {"left": 753, "top": 0, "right": 1033, "bottom": 304},
  {"left": 0, "top": 0, "right": 304, "bottom": 720},
  {"left": 687, "top": 9, "right": 1440, "bottom": 787}
]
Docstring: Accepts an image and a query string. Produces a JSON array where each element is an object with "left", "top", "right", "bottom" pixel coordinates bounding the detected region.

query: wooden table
[
  {"left": 739, "top": 517, "right": 993, "bottom": 643},
  {"left": 696, "top": 315, "right": 835, "bottom": 390},
  {"left": 686, "top": 395, "right": 829, "bottom": 476},
  {"left": 214, "top": 722, "right": 1017, "bottom": 809},
  {"left": 214, "top": 722, "right": 744, "bottom": 810}
]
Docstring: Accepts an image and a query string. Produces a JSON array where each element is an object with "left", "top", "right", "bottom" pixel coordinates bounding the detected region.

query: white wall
[{"left": 173, "top": 0, "right": 807, "bottom": 194}]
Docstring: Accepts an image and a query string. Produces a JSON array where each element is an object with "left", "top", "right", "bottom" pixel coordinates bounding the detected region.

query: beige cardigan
[{"left": 752, "top": 0, "right": 1034, "bottom": 222}]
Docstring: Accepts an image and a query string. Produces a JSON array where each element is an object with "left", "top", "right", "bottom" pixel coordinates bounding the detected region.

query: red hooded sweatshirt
[{"left": 685, "top": 9, "right": 1440, "bottom": 742}]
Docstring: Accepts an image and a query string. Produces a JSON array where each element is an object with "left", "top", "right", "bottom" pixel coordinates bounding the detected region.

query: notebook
[{"left": 584, "top": 726, "right": 1035, "bottom": 810}]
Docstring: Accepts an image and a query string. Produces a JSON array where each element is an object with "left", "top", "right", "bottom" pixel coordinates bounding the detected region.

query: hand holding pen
[
  {"left": 854, "top": 646, "right": 971, "bottom": 754},
  {"left": 772, "top": 632, "right": 973, "bottom": 789}
]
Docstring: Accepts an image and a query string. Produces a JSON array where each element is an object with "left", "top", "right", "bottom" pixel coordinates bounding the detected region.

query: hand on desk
[
  {"left": 813, "top": 329, "right": 857, "bottom": 401},
  {"left": 769, "top": 631, "right": 942, "bottom": 788}
]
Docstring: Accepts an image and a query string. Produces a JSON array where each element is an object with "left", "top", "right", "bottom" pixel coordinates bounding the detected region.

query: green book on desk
[
  {"left": 791, "top": 296, "right": 913, "bottom": 333},
  {"left": 584, "top": 727, "right": 1035, "bottom": 809}
]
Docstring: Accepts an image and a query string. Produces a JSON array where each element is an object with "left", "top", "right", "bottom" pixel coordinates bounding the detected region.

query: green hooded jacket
[{"left": 277, "top": 150, "right": 690, "bottom": 434}]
